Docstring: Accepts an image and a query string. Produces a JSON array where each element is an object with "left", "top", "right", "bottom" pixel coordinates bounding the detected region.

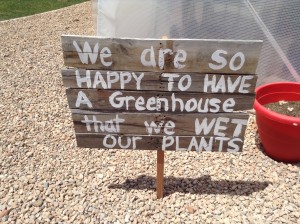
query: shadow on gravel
[{"left": 108, "top": 175, "right": 270, "bottom": 196}]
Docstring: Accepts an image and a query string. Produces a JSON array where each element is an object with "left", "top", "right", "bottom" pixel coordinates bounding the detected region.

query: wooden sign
[
  {"left": 61, "top": 35, "right": 262, "bottom": 152},
  {"left": 62, "top": 35, "right": 262, "bottom": 74}
]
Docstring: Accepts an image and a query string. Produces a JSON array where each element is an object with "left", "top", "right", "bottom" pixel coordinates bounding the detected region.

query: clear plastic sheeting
[{"left": 94, "top": 0, "right": 300, "bottom": 85}]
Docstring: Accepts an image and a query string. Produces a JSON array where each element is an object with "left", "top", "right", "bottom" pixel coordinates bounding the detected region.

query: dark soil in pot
[{"left": 264, "top": 101, "right": 300, "bottom": 117}]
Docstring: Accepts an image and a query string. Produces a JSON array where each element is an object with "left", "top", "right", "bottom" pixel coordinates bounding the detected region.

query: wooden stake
[
  {"left": 156, "top": 149, "right": 164, "bottom": 199},
  {"left": 156, "top": 35, "right": 168, "bottom": 200}
]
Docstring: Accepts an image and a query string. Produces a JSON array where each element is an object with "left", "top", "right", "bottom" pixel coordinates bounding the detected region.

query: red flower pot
[{"left": 254, "top": 82, "right": 300, "bottom": 163}]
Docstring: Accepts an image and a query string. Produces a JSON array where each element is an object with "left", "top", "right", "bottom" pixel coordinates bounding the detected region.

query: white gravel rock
[{"left": 0, "top": 1, "right": 300, "bottom": 224}]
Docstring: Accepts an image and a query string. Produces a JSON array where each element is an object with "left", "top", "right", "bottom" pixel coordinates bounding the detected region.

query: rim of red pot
[{"left": 254, "top": 82, "right": 300, "bottom": 126}]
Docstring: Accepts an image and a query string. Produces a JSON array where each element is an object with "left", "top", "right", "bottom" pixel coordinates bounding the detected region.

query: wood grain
[
  {"left": 157, "top": 150, "right": 164, "bottom": 199},
  {"left": 62, "top": 68, "right": 257, "bottom": 93},
  {"left": 61, "top": 35, "right": 261, "bottom": 152},
  {"left": 71, "top": 111, "right": 249, "bottom": 137},
  {"left": 61, "top": 35, "right": 262, "bottom": 74},
  {"left": 66, "top": 89, "right": 255, "bottom": 112},
  {"left": 75, "top": 134, "right": 245, "bottom": 152}
]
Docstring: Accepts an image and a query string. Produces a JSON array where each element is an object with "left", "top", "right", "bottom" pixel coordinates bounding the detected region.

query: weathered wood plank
[
  {"left": 61, "top": 35, "right": 262, "bottom": 74},
  {"left": 62, "top": 68, "right": 257, "bottom": 94},
  {"left": 71, "top": 111, "right": 249, "bottom": 137},
  {"left": 66, "top": 89, "right": 255, "bottom": 112},
  {"left": 75, "top": 134, "right": 245, "bottom": 152}
]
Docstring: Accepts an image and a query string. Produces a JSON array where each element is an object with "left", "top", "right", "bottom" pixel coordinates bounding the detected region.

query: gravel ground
[{"left": 0, "top": 2, "right": 300, "bottom": 223}]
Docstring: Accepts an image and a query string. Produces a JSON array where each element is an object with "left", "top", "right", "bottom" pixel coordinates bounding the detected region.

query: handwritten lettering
[
  {"left": 162, "top": 136, "right": 242, "bottom": 152},
  {"left": 195, "top": 117, "right": 248, "bottom": 137},
  {"left": 73, "top": 41, "right": 112, "bottom": 66},
  {"left": 162, "top": 73, "right": 192, "bottom": 91},
  {"left": 75, "top": 70, "right": 144, "bottom": 90},
  {"left": 108, "top": 91, "right": 236, "bottom": 112},
  {"left": 140, "top": 46, "right": 187, "bottom": 70},
  {"left": 75, "top": 91, "right": 92, "bottom": 108},
  {"left": 81, "top": 114, "right": 125, "bottom": 133},
  {"left": 204, "top": 74, "right": 254, "bottom": 93},
  {"left": 103, "top": 135, "right": 142, "bottom": 150},
  {"left": 144, "top": 120, "right": 175, "bottom": 135},
  {"left": 64, "top": 37, "right": 260, "bottom": 151},
  {"left": 209, "top": 50, "right": 245, "bottom": 71}
]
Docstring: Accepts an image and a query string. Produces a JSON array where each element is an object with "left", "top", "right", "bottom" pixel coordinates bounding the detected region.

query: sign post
[
  {"left": 157, "top": 149, "right": 164, "bottom": 199},
  {"left": 61, "top": 35, "right": 262, "bottom": 198}
]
